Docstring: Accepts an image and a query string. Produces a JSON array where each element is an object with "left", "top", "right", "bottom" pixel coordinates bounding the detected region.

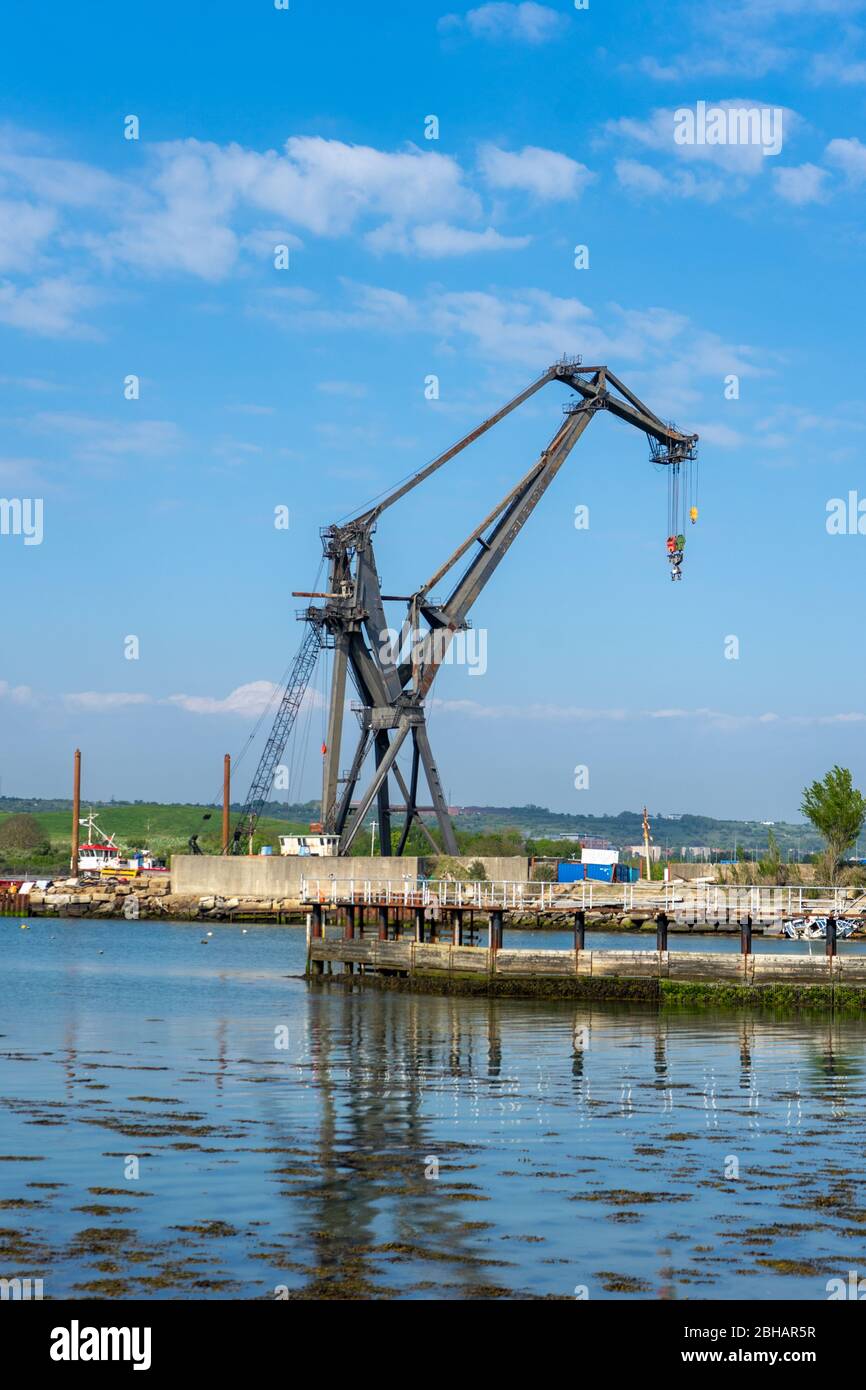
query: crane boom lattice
[{"left": 232, "top": 623, "right": 321, "bottom": 848}]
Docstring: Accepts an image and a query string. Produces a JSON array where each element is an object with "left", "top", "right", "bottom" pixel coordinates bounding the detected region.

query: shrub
[{"left": 0, "top": 813, "right": 50, "bottom": 854}]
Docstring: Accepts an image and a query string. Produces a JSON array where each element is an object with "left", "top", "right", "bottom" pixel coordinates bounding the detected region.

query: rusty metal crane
[{"left": 234, "top": 359, "right": 698, "bottom": 854}]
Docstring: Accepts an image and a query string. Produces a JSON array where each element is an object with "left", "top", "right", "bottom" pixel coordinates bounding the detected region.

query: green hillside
[
  {"left": 0, "top": 801, "right": 310, "bottom": 870},
  {"left": 0, "top": 796, "right": 827, "bottom": 871}
]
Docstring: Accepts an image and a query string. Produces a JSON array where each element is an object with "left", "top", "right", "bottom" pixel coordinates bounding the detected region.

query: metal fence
[{"left": 299, "top": 876, "right": 860, "bottom": 922}]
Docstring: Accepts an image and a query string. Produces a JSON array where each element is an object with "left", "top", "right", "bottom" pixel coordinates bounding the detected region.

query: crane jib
[{"left": 235, "top": 363, "right": 699, "bottom": 857}]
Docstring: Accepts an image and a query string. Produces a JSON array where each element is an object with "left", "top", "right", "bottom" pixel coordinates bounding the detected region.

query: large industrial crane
[{"left": 234, "top": 359, "right": 698, "bottom": 854}]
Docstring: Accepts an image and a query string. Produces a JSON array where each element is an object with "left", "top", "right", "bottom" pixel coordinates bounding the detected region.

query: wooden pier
[{"left": 302, "top": 879, "right": 866, "bottom": 1003}]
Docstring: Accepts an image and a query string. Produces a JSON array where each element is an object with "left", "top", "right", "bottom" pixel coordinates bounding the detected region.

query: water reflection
[{"left": 1, "top": 921, "right": 866, "bottom": 1299}]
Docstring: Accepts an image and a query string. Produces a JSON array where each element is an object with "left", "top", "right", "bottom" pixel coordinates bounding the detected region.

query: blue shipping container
[
  {"left": 557, "top": 862, "right": 584, "bottom": 883},
  {"left": 585, "top": 863, "right": 614, "bottom": 883}
]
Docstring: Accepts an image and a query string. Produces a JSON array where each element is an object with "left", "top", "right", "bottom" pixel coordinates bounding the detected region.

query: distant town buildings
[{"left": 626, "top": 844, "right": 663, "bottom": 862}]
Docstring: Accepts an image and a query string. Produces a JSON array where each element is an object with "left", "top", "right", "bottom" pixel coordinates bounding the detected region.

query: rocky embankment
[
  {"left": 14, "top": 878, "right": 305, "bottom": 921},
  {"left": 9, "top": 881, "right": 742, "bottom": 931}
]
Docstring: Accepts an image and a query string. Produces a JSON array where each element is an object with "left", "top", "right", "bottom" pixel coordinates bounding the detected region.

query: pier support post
[
  {"left": 453, "top": 908, "right": 463, "bottom": 946},
  {"left": 491, "top": 910, "right": 503, "bottom": 953},
  {"left": 310, "top": 903, "right": 324, "bottom": 976},
  {"left": 740, "top": 914, "right": 752, "bottom": 956},
  {"left": 345, "top": 905, "right": 356, "bottom": 941},
  {"left": 378, "top": 905, "right": 389, "bottom": 941},
  {"left": 656, "top": 912, "right": 669, "bottom": 952},
  {"left": 826, "top": 914, "right": 837, "bottom": 959},
  {"left": 574, "top": 909, "right": 585, "bottom": 952},
  {"left": 414, "top": 908, "right": 425, "bottom": 942}
]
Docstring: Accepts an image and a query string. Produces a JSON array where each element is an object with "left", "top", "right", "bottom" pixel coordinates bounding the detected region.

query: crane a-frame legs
[{"left": 335, "top": 715, "right": 458, "bottom": 856}]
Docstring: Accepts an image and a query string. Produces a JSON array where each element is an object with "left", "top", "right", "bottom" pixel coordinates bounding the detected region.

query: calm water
[{"left": 1, "top": 918, "right": 865, "bottom": 1300}]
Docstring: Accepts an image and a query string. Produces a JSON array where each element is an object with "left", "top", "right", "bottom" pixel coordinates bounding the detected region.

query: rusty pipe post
[
  {"left": 70, "top": 748, "right": 81, "bottom": 874},
  {"left": 222, "top": 754, "right": 231, "bottom": 854}
]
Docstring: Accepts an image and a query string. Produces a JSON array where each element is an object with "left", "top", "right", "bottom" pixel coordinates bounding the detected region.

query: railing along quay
[{"left": 299, "top": 877, "right": 858, "bottom": 924}]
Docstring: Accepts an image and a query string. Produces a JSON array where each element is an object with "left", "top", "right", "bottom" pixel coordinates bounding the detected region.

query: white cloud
[
  {"left": 692, "top": 422, "right": 746, "bottom": 447},
  {"left": 637, "top": 41, "right": 791, "bottom": 83},
  {"left": 265, "top": 281, "right": 769, "bottom": 417},
  {"left": 64, "top": 692, "right": 153, "bottom": 711},
  {"left": 0, "top": 455, "right": 45, "bottom": 486},
  {"left": 32, "top": 412, "right": 182, "bottom": 461},
  {"left": 614, "top": 159, "right": 668, "bottom": 197},
  {"left": 259, "top": 280, "right": 419, "bottom": 335},
  {"left": 0, "top": 276, "right": 97, "bottom": 337},
  {"left": 0, "top": 679, "right": 33, "bottom": 704},
  {"left": 0, "top": 140, "right": 121, "bottom": 208},
  {"left": 479, "top": 145, "right": 594, "bottom": 201},
  {"left": 0, "top": 128, "right": 545, "bottom": 331},
  {"left": 94, "top": 136, "right": 495, "bottom": 278},
  {"left": 168, "top": 681, "right": 329, "bottom": 717},
  {"left": 365, "top": 220, "right": 529, "bottom": 257},
  {"left": 167, "top": 681, "right": 280, "bottom": 717},
  {"left": 439, "top": 3, "right": 566, "bottom": 44},
  {"left": 614, "top": 158, "right": 726, "bottom": 202},
  {"left": 812, "top": 52, "right": 866, "bottom": 83},
  {"left": 607, "top": 102, "right": 799, "bottom": 176},
  {"left": 772, "top": 162, "right": 828, "bottom": 204},
  {"left": 825, "top": 136, "right": 866, "bottom": 182},
  {"left": 0, "top": 199, "right": 57, "bottom": 271},
  {"left": 432, "top": 697, "right": 866, "bottom": 730},
  {"left": 317, "top": 380, "right": 368, "bottom": 398}
]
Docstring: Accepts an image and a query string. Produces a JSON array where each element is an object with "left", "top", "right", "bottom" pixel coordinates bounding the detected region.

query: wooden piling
[
  {"left": 70, "top": 748, "right": 81, "bottom": 874},
  {"left": 490, "top": 909, "right": 503, "bottom": 953},
  {"left": 741, "top": 914, "right": 752, "bottom": 956},
  {"left": 574, "top": 909, "right": 586, "bottom": 952},
  {"left": 656, "top": 912, "right": 669, "bottom": 952}
]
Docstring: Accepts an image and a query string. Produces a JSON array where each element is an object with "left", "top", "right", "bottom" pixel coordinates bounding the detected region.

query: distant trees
[{"left": 801, "top": 766, "right": 866, "bottom": 883}]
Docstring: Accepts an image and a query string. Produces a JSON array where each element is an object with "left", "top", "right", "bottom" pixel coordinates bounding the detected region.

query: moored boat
[{"left": 782, "top": 916, "right": 858, "bottom": 940}]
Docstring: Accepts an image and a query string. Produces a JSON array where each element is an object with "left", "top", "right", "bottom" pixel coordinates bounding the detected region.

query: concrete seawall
[
  {"left": 170, "top": 854, "right": 529, "bottom": 898},
  {"left": 309, "top": 938, "right": 866, "bottom": 1008}
]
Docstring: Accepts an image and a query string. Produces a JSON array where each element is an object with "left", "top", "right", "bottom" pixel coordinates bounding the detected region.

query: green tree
[
  {"left": 801, "top": 766, "right": 866, "bottom": 883},
  {"left": 758, "top": 828, "right": 787, "bottom": 885},
  {"left": 0, "top": 813, "right": 50, "bottom": 854}
]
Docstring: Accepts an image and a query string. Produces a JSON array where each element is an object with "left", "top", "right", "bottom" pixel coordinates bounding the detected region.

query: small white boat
[
  {"left": 782, "top": 916, "right": 858, "bottom": 941},
  {"left": 77, "top": 812, "right": 166, "bottom": 877}
]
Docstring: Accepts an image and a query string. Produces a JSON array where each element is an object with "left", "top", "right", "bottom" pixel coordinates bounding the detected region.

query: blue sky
[{"left": 2, "top": 0, "right": 866, "bottom": 819}]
